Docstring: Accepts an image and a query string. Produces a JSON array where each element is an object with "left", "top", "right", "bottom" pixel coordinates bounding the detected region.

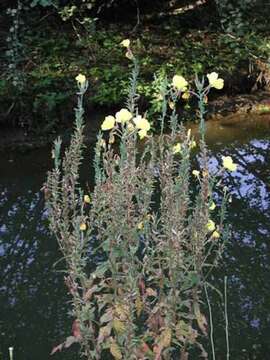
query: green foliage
[
  {"left": 5, "top": 1, "right": 25, "bottom": 90},
  {"left": 2, "top": 0, "right": 270, "bottom": 132},
  {"left": 215, "top": 0, "right": 269, "bottom": 35},
  {"left": 89, "top": 65, "right": 129, "bottom": 105},
  {"left": 45, "top": 58, "right": 230, "bottom": 359},
  {"left": 32, "top": 90, "right": 71, "bottom": 132}
]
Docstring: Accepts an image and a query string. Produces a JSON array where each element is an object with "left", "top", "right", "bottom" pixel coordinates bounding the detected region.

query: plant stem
[
  {"left": 204, "top": 283, "right": 216, "bottom": 360},
  {"left": 224, "top": 276, "right": 230, "bottom": 360}
]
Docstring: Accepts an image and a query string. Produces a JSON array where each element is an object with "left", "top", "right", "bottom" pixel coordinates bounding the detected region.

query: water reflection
[
  {"left": 207, "top": 138, "right": 270, "bottom": 359},
  {"left": 0, "top": 126, "right": 269, "bottom": 359},
  {"left": 0, "top": 151, "right": 75, "bottom": 360}
]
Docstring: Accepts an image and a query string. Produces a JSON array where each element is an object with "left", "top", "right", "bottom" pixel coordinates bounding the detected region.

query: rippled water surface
[{"left": 1, "top": 115, "right": 270, "bottom": 359}]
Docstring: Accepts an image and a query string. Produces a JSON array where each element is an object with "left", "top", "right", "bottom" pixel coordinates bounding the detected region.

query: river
[{"left": 0, "top": 113, "right": 270, "bottom": 359}]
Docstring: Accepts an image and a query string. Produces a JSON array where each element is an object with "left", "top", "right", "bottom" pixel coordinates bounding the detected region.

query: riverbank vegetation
[{"left": 1, "top": 0, "right": 270, "bottom": 135}]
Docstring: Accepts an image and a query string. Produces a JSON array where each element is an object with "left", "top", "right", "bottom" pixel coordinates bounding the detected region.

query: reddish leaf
[
  {"left": 51, "top": 319, "right": 82, "bottom": 355},
  {"left": 72, "top": 319, "right": 81, "bottom": 339},
  {"left": 65, "top": 336, "right": 78, "bottom": 348},
  {"left": 134, "top": 342, "right": 153, "bottom": 359},
  {"left": 50, "top": 343, "right": 63, "bottom": 355},
  {"left": 83, "top": 285, "right": 98, "bottom": 301},
  {"left": 138, "top": 278, "right": 146, "bottom": 295},
  {"left": 50, "top": 336, "right": 79, "bottom": 355}
]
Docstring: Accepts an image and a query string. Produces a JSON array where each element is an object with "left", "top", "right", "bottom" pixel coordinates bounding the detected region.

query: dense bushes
[{"left": 215, "top": 0, "right": 270, "bottom": 34}]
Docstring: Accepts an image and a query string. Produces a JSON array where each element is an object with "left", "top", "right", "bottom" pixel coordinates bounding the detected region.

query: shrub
[
  {"left": 45, "top": 45, "right": 234, "bottom": 358},
  {"left": 215, "top": 0, "right": 269, "bottom": 35}
]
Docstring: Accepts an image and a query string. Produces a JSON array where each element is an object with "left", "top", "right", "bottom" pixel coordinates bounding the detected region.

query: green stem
[
  {"left": 204, "top": 283, "right": 216, "bottom": 360},
  {"left": 224, "top": 276, "right": 230, "bottom": 360}
]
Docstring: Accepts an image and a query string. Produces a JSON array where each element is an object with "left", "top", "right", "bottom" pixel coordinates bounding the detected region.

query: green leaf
[{"left": 94, "top": 261, "right": 109, "bottom": 278}]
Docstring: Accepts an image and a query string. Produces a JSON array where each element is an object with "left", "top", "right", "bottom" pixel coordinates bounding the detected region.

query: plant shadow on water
[
  {"left": 0, "top": 120, "right": 269, "bottom": 359},
  {"left": 206, "top": 137, "right": 270, "bottom": 359}
]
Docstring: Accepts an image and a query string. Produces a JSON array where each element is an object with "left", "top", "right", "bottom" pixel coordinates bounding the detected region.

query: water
[{"left": 0, "top": 114, "right": 269, "bottom": 359}]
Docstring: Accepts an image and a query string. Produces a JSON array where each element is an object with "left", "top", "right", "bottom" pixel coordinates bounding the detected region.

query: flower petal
[
  {"left": 75, "top": 73, "right": 86, "bottom": 85},
  {"left": 222, "top": 156, "right": 237, "bottom": 171},
  {"left": 121, "top": 39, "right": 130, "bottom": 48},
  {"left": 172, "top": 75, "right": 188, "bottom": 91},
  {"left": 133, "top": 116, "right": 150, "bottom": 131},
  {"left": 115, "top": 109, "right": 133, "bottom": 123},
  {"left": 101, "top": 115, "right": 116, "bottom": 131},
  {"left": 206, "top": 219, "right": 215, "bottom": 232}
]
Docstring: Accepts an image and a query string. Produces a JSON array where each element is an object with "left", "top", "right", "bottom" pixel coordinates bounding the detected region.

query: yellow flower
[
  {"left": 80, "top": 222, "right": 87, "bottom": 231},
  {"left": 137, "top": 222, "right": 144, "bottom": 230},
  {"left": 207, "top": 72, "right": 224, "bottom": 90},
  {"left": 172, "top": 75, "right": 188, "bottom": 91},
  {"left": 115, "top": 108, "right": 133, "bottom": 123},
  {"left": 138, "top": 129, "right": 148, "bottom": 139},
  {"left": 75, "top": 73, "right": 86, "bottom": 85},
  {"left": 125, "top": 50, "right": 134, "bottom": 60},
  {"left": 206, "top": 219, "right": 215, "bottom": 232},
  {"left": 192, "top": 170, "right": 200, "bottom": 177},
  {"left": 101, "top": 115, "right": 116, "bottom": 131},
  {"left": 182, "top": 91, "right": 190, "bottom": 100},
  {"left": 209, "top": 201, "right": 216, "bottom": 211},
  {"left": 168, "top": 101, "right": 175, "bottom": 110},
  {"left": 121, "top": 39, "right": 130, "bottom": 48},
  {"left": 127, "top": 123, "right": 135, "bottom": 132},
  {"left": 133, "top": 115, "right": 150, "bottom": 131},
  {"left": 212, "top": 230, "right": 220, "bottom": 239},
  {"left": 222, "top": 156, "right": 237, "bottom": 172},
  {"left": 190, "top": 140, "right": 196, "bottom": 149},
  {"left": 84, "top": 195, "right": 91, "bottom": 204},
  {"left": 172, "top": 143, "right": 181, "bottom": 154}
]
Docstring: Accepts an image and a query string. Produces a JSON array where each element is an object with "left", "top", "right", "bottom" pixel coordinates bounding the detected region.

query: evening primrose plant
[{"left": 46, "top": 42, "right": 236, "bottom": 359}]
